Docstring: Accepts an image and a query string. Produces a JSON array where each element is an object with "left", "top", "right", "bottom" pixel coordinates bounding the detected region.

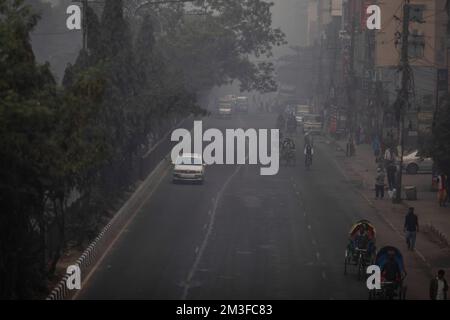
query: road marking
[
  {"left": 195, "top": 247, "right": 199, "bottom": 254},
  {"left": 316, "top": 252, "right": 321, "bottom": 261},
  {"left": 181, "top": 164, "right": 244, "bottom": 300},
  {"left": 312, "top": 239, "right": 317, "bottom": 246},
  {"left": 72, "top": 162, "right": 171, "bottom": 300},
  {"left": 322, "top": 271, "right": 327, "bottom": 280}
]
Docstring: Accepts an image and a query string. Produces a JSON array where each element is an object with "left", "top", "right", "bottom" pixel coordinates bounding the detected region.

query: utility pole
[
  {"left": 394, "top": 0, "right": 411, "bottom": 203},
  {"left": 82, "top": 0, "right": 88, "bottom": 51},
  {"left": 72, "top": 0, "right": 88, "bottom": 51},
  {"left": 316, "top": 0, "right": 324, "bottom": 113},
  {"left": 346, "top": 0, "right": 357, "bottom": 146}
]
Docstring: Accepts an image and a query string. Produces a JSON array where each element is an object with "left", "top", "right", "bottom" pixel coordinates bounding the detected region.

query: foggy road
[
  {"left": 75, "top": 112, "right": 431, "bottom": 300},
  {"left": 5, "top": 0, "right": 450, "bottom": 303}
]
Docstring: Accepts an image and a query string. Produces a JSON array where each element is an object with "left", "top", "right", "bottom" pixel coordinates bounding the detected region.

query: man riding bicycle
[
  {"left": 353, "top": 225, "right": 375, "bottom": 258},
  {"left": 282, "top": 137, "right": 296, "bottom": 152}
]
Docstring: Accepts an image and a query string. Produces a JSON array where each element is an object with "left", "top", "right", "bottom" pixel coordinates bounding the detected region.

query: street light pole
[{"left": 394, "top": 0, "right": 411, "bottom": 204}]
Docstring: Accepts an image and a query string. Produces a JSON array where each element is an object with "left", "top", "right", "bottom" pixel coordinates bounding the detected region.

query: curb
[
  {"left": 46, "top": 157, "right": 171, "bottom": 300},
  {"left": 46, "top": 116, "right": 195, "bottom": 300},
  {"left": 424, "top": 223, "right": 450, "bottom": 248},
  {"left": 327, "top": 135, "right": 434, "bottom": 274}
]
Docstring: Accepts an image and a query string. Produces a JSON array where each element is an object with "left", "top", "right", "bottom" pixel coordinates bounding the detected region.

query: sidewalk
[{"left": 329, "top": 137, "right": 450, "bottom": 276}]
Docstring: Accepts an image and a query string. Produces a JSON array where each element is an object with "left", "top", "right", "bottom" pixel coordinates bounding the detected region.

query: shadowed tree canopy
[
  {"left": 0, "top": 0, "right": 62, "bottom": 299},
  {"left": 130, "top": 0, "right": 286, "bottom": 93}
]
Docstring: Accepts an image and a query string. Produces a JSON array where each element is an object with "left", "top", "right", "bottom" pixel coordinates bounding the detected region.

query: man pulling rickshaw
[
  {"left": 369, "top": 246, "right": 407, "bottom": 300},
  {"left": 345, "top": 220, "right": 376, "bottom": 280}
]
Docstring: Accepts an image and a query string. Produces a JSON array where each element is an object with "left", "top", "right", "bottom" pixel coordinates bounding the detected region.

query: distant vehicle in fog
[
  {"left": 303, "top": 114, "right": 323, "bottom": 135},
  {"left": 236, "top": 96, "right": 249, "bottom": 113},
  {"left": 173, "top": 153, "right": 206, "bottom": 184},
  {"left": 217, "top": 95, "right": 236, "bottom": 118},
  {"left": 295, "top": 105, "right": 311, "bottom": 125}
]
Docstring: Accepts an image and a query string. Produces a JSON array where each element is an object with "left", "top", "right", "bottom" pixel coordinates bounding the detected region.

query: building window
[
  {"left": 410, "top": 5, "right": 426, "bottom": 23},
  {"left": 409, "top": 30, "right": 425, "bottom": 58}
]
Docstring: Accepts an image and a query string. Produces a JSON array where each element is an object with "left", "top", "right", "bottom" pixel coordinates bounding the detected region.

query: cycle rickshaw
[
  {"left": 368, "top": 246, "right": 407, "bottom": 300},
  {"left": 344, "top": 220, "right": 376, "bottom": 280}
]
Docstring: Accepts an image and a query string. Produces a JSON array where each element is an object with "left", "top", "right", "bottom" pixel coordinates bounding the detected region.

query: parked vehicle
[{"left": 401, "top": 150, "right": 433, "bottom": 174}]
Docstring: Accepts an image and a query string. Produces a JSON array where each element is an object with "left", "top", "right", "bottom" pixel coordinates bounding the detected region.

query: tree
[
  {"left": 0, "top": 0, "right": 61, "bottom": 298},
  {"left": 133, "top": 0, "right": 285, "bottom": 93}
]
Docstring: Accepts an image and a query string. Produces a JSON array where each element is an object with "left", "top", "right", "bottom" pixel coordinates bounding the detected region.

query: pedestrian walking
[
  {"left": 437, "top": 173, "right": 447, "bottom": 207},
  {"left": 375, "top": 167, "right": 385, "bottom": 200},
  {"left": 346, "top": 135, "right": 355, "bottom": 157},
  {"left": 384, "top": 147, "right": 397, "bottom": 191},
  {"left": 355, "top": 126, "right": 361, "bottom": 145},
  {"left": 446, "top": 175, "right": 450, "bottom": 207},
  {"left": 404, "top": 207, "right": 419, "bottom": 251},
  {"left": 372, "top": 135, "right": 381, "bottom": 160},
  {"left": 430, "top": 270, "right": 448, "bottom": 300}
]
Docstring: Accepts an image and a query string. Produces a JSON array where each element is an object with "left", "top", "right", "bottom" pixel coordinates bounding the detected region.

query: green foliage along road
[{"left": 0, "top": 0, "right": 285, "bottom": 299}]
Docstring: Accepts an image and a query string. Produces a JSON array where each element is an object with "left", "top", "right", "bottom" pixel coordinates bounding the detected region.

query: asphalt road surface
[{"left": 76, "top": 111, "right": 431, "bottom": 300}]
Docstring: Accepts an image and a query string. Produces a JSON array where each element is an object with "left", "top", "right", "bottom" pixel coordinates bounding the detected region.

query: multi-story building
[
  {"left": 305, "top": 0, "right": 343, "bottom": 120},
  {"left": 306, "top": 0, "right": 448, "bottom": 149},
  {"left": 374, "top": 0, "right": 448, "bottom": 148}
]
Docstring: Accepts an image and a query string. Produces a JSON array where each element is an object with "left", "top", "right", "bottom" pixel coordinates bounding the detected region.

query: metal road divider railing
[{"left": 46, "top": 116, "right": 193, "bottom": 300}]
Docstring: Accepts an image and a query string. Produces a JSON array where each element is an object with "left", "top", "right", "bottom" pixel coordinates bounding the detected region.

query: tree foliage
[
  {"left": 132, "top": 0, "right": 285, "bottom": 93},
  {"left": 0, "top": 0, "right": 60, "bottom": 298},
  {"left": 0, "top": 0, "right": 284, "bottom": 299}
]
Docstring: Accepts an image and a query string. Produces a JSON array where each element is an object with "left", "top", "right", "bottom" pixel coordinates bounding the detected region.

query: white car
[
  {"left": 173, "top": 153, "right": 206, "bottom": 184},
  {"left": 402, "top": 150, "right": 433, "bottom": 174}
]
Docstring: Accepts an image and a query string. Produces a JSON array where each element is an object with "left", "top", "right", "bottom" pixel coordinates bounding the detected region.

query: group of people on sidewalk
[
  {"left": 344, "top": 133, "right": 449, "bottom": 299},
  {"left": 374, "top": 145, "right": 398, "bottom": 200}
]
